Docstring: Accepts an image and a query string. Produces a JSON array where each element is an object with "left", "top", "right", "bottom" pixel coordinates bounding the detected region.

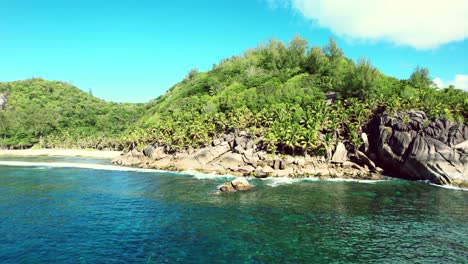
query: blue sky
[{"left": 0, "top": 0, "right": 467, "bottom": 102}]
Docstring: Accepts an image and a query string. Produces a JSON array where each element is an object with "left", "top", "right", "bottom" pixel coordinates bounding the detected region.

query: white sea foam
[
  {"left": 184, "top": 170, "right": 236, "bottom": 180},
  {"left": 429, "top": 183, "right": 468, "bottom": 192},
  {"left": 324, "top": 178, "right": 379, "bottom": 184},
  {"left": 0, "top": 161, "right": 159, "bottom": 173},
  {"left": 0, "top": 161, "right": 242, "bottom": 180},
  {"left": 261, "top": 177, "right": 300, "bottom": 187},
  {"left": 260, "top": 177, "right": 386, "bottom": 187}
]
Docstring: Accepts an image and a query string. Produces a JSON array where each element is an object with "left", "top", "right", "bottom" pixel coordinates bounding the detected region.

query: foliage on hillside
[
  {"left": 0, "top": 78, "right": 146, "bottom": 149},
  {"left": 0, "top": 36, "right": 466, "bottom": 155},
  {"left": 129, "top": 36, "right": 468, "bottom": 156}
]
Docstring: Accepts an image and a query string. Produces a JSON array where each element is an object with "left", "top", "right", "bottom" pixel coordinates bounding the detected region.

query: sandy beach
[{"left": 0, "top": 149, "right": 122, "bottom": 159}]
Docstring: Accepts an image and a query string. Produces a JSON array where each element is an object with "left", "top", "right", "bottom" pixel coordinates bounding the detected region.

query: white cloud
[
  {"left": 433, "top": 75, "right": 468, "bottom": 90},
  {"left": 289, "top": 0, "right": 468, "bottom": 49}
]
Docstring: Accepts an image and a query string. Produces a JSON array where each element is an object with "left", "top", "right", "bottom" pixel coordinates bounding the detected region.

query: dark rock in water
[
  {"left": 219, "top": 182, "right": 236, "bottom": 193},
  {"left": 231, "top": 177, "right": 252, "bottom": 191},
  {"left": 219, "top": 177, "right": 252, "bottom": 192},
  {"left": 368, "top": 111, "right": 467, "bottom": 186}
]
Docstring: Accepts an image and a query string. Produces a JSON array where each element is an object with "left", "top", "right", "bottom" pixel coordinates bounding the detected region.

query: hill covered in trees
[
  {"left": 0, "top": 78, "right": 146, "bottom": 149},
  {"left": 129, "top": 36, "right": 467, "bottom": 157},
  {"left": 0, "top": 36, "right": 467, "bottom": 155}
]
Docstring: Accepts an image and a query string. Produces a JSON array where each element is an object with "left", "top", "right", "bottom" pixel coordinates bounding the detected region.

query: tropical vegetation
[
  {"left": 0, "top": 78, "right": 146, "bottom": 149},
  {"left": 0, "top": 36, "right": 467, "bottom": 156}
]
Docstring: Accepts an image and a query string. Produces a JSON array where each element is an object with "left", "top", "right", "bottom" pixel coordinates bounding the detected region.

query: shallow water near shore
[{"left": 0, "top": 157, "right": 467, "bottom": 263}]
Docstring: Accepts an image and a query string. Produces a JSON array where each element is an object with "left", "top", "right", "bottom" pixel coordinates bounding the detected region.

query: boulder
[
  {"left": 293, "top": 157, "right": 306, "bottom": 166},
  {"left": 242, "top": 148, "right": 255, "bottom": 161},
  {"left": 368, "top": 113, "right": 468, "bottom": 186},
  {"left": 193, "top": 144, "right": 230, "bottom": 165},
  {"left": 454, "top": 140, "right": 468, "bottom": 153},
  {"left": 331, "top": 142, "right": 347, "bottom": 163},
  {"left": 212, "top": 138, "right": 222, "bottom": 146},
  {"left": 301, "top": 164, "right": 316, "bottom": 175},
  {"left": 234, "top": 145, "right": 246, "bottom": 154},
  {"left": 175, "top": 157, "right": 201, "bottom": 170},
  {"left": 257, "top": 151, "right": 267, "bottom": 160},
  {"left": 239, "top": 131, "right": 248, "bottom": 137},
  {"left": 143, "top": 145, "right": 155, "bottom": 157},
  {"left": 253, "top": 166, "right": 267, "bottom": 178},
  {"left": 235, "top": 165, "right": 255, "bottom": 175},
  {"left": 231, "top": 177, "right": 252, "bottom": 191},
  {"left": 272, "top": 167, "right": 294, "bottom": 177},
  {"left": 254, "top": 165, "right": 275, "bottom": 178},
  {"left": 359, "top": 133, "right": 369, "bottom": 153},
  {"left": 342, "top": 161, "right": 368, "bottom": 173},
  {"left": 273, "top": 158, "right": 281, "bottom": 170},
  {"left": 235, "top": 136, "right": 248, "bottom": 149},
  {"left": 223, "top": 134, "right": 235, "bottom": 142},
  {"left": 186, "top": 147, "right": 195, "bottom": 155},
  {"left": 315, "top": 163, "right": 330, "bottom": 176},
  {"left": 245, "top": 139, "right": 255, "bottom": 151},
  {"left": 143, "top": 145, "right": 166, "bottom": 160},
  {"left": 112, "top": 150, "right": 144, "bottom": 166},
  {"left": 219, "top": 182, "right": 236, "bottom": 193},
  {"left": 219, "top": 177, "right": 252, "bottom": 192},
  {"left": 218, "top": 152, "right": 244, "bottom": 170},
  {"left": 355, "top": 150, "right": 376, "bottom": 170}
]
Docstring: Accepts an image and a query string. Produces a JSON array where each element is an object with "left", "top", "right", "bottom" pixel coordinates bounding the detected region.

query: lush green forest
[
  {"left": 1, "top": 36, "right": 467, "bottom": 154},
  {"left": 131, "top": 36, "right": 468, "bottom": 155},
  {"left": 0, "top": 79, "right": 146, "bottom": 149}
]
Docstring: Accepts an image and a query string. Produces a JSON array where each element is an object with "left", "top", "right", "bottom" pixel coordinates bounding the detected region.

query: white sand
[{"left": 0, "top": 149, "right": 122, "bottom": 159}]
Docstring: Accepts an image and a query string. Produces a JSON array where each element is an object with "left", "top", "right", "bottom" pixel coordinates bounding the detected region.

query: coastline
[
  {"left": 0, "top": 149, "right": 122, "bottom": 159},
  {"left": 114, "top": 144, "right": 385, "bottom": 181}
]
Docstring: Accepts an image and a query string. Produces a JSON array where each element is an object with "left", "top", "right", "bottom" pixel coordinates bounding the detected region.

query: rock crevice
[{"left": 367, "top": 111, "right": 467, "bottom": 187}]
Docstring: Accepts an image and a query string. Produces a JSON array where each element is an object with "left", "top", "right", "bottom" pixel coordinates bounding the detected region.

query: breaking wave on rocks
[
  {"left": 3, "top": 161, "right": 464, "bottom": 191},
  {"left": 428, "top": 182, "right": 468, "bottom": 192},
  {"left": 183, "top": 170, "right": 236, "bottom": 180},
  {"left": 261, "top": 177, "right": 386, "bottom": 187}
]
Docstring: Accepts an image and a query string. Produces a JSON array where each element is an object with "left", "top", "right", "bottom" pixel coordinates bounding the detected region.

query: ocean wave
[
  {"left": 261, "top": 177, "right": 385, "bottom": 187},
  {"left": 183, "top": 170, "right": 236, "bottom": 180},
  {"left": 429, "top": 183, "right": 468, "bottom": 192},
  {"left": 0, "top": 161, "right": 159, "bottom": 173},
  {"left": 260, "top": 177, "right": 301, "bottom": 187},
  {"left": 0, "top": 161, "right": 241, "bottom": 181},
  {"left": 322, "top": 178, "right": 379, "bottom": 183}
]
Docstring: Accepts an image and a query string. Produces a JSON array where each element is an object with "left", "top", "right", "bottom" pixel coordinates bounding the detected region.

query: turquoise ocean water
[{"left": 0, "top": 157, "right": 467, "bottom": 263}]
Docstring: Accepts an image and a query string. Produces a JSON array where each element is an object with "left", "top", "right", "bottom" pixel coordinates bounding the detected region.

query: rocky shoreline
[
  {"left": 113, "top": 130, "right": 384, "bottom": 184},
  {"left": 113, "top": 111, "right": 468, "bottom": 190}
]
